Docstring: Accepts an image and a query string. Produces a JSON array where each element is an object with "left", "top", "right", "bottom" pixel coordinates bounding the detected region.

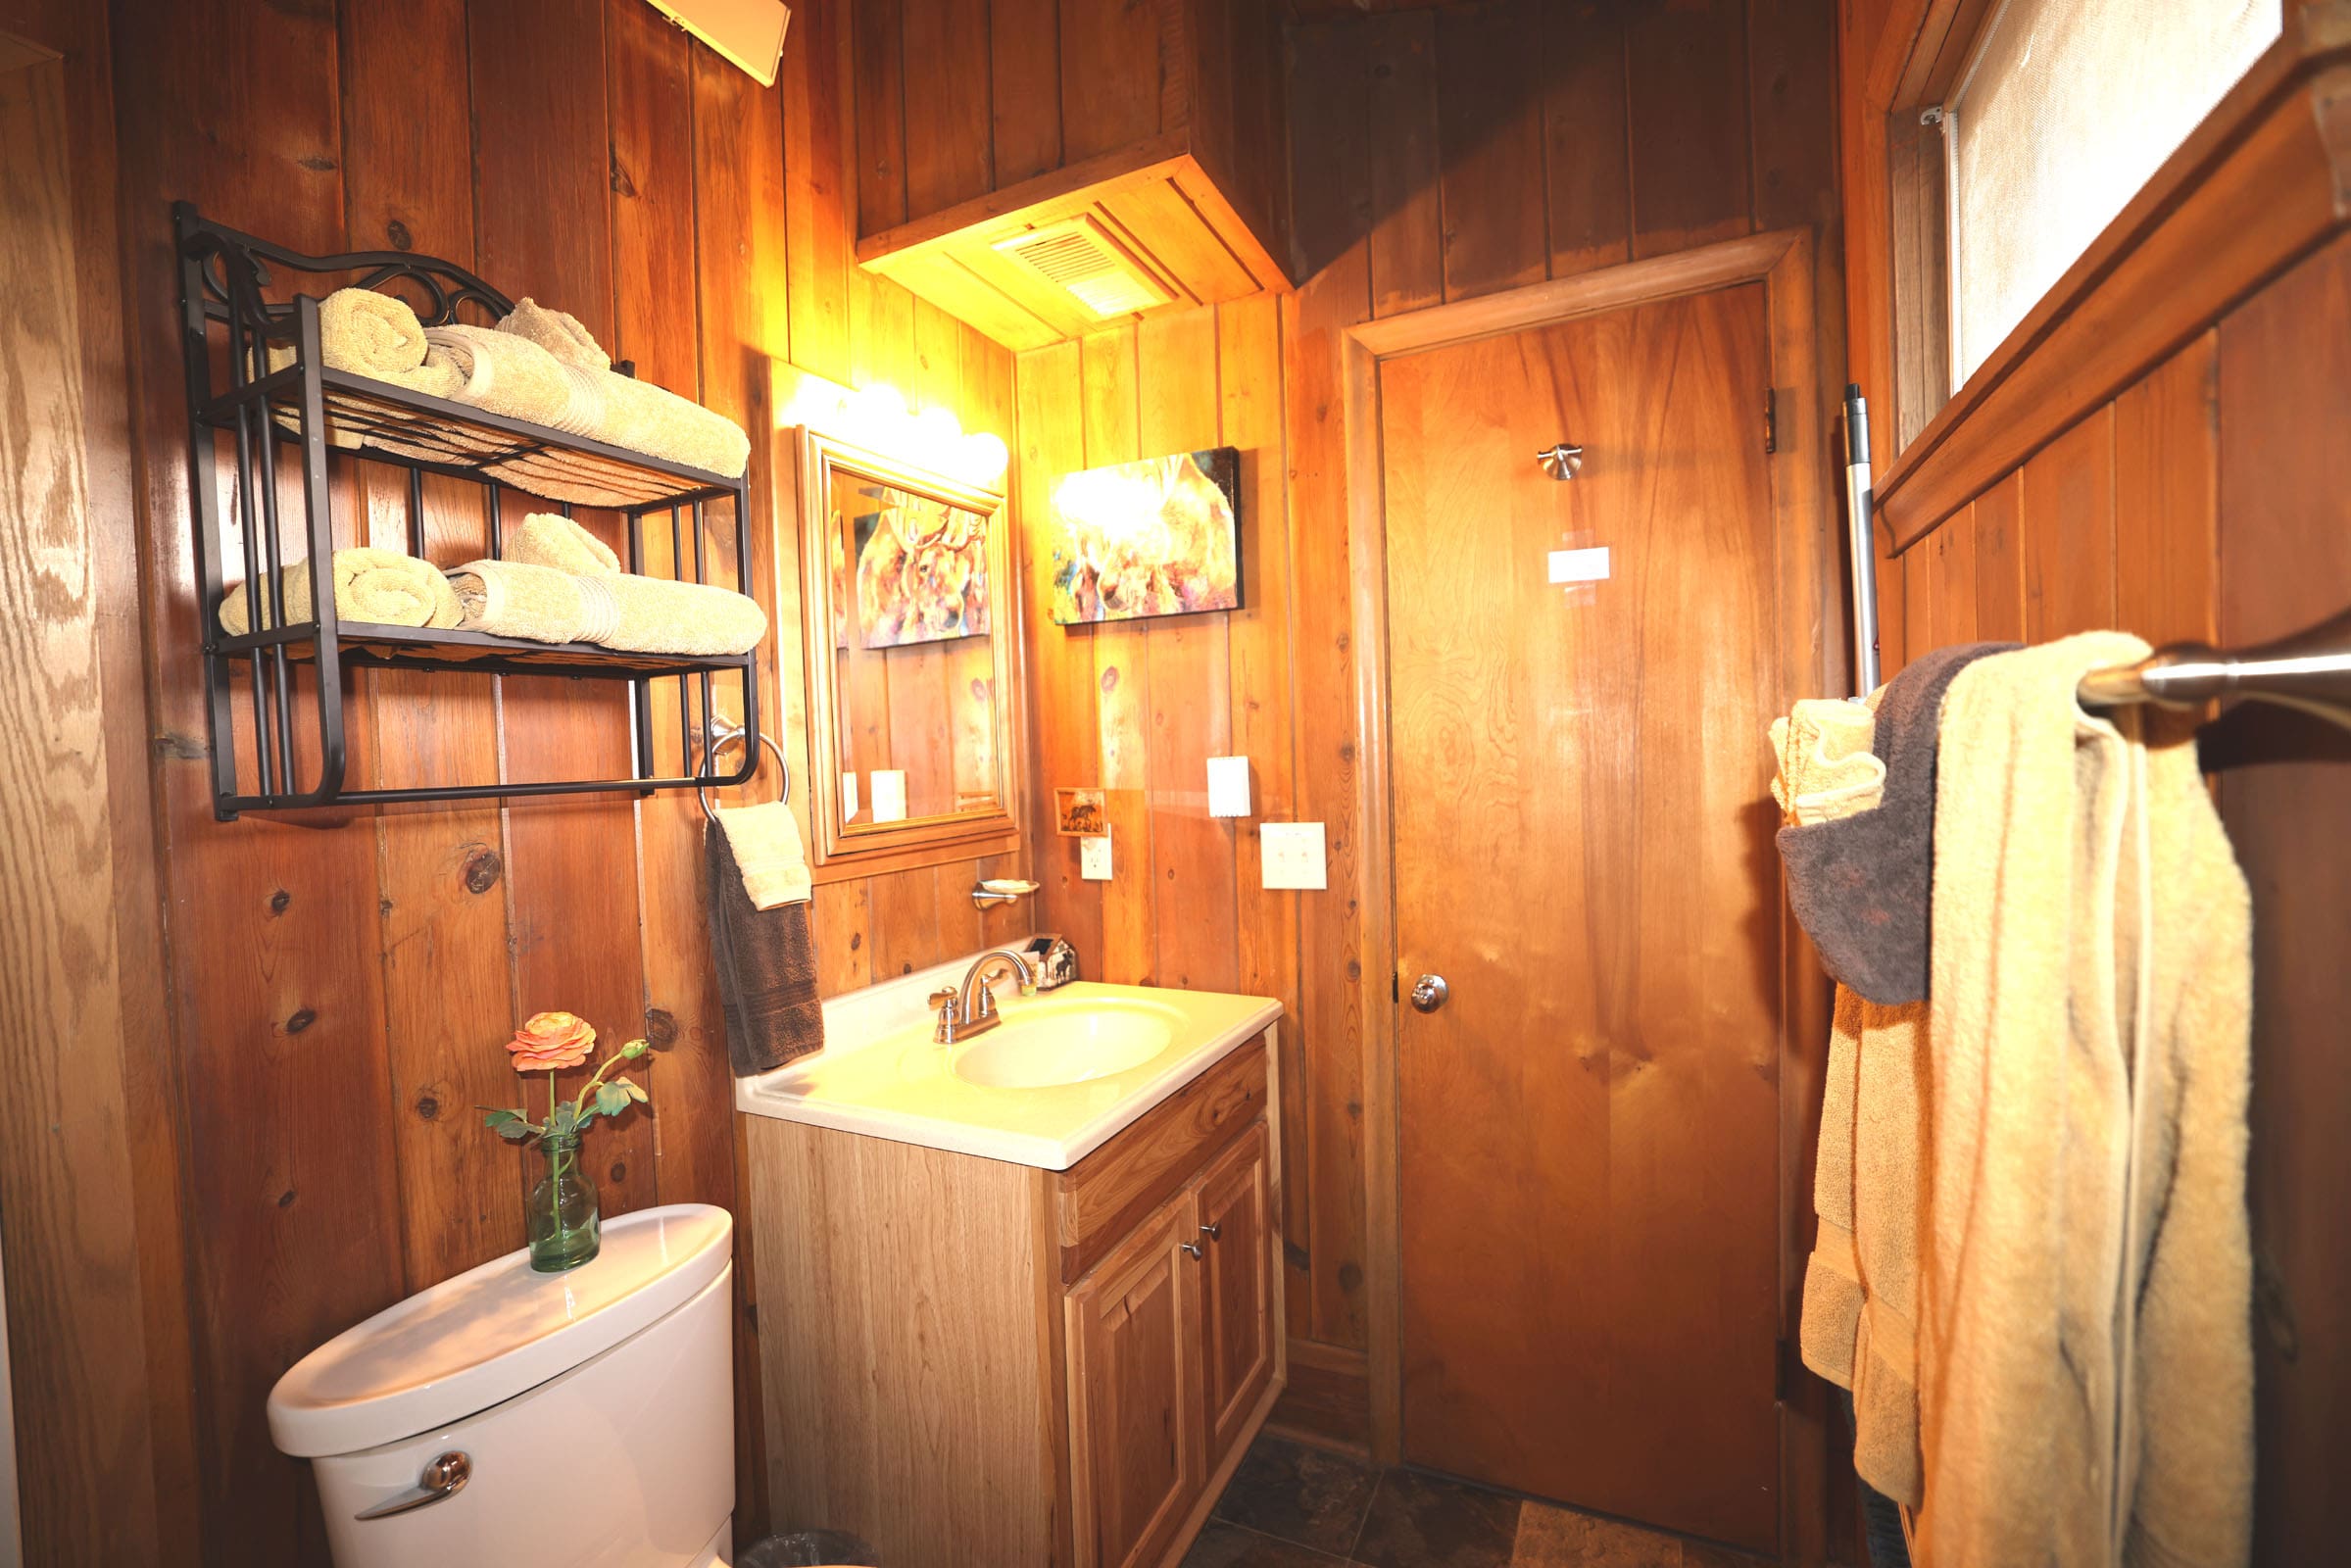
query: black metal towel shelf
[{"left": 174, "top": 203, "right": 762, "bottom": 819}]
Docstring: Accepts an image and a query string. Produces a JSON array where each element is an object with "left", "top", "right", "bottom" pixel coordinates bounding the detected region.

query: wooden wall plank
[
  {"left": 1080, "top": 325, "right": 1156, "bottom": 983},
  {"left": 1973, "top": 469, "right": 2025, "bottom": 643},
  {"left": 1541, "top": 1, "right": 1632, "bottom": 279},
  {"left": 1059, "top": 0, "right": 1166, "bottom": 164},
  {"left": 1136, "top": 307, "right": 1238, "bottom": 994},
  {"left": 900, "top": 0, "right": 993, "bottom": 217},
  {"left": 1747, "top": 0, "right": 1838, "bottom": 234},
  {"left": 1625, "top": 0, "right": 1752, "bottom": 259},
  {"left": 784, "top": 0, "right": 856, "bottom": 386},
  {"left": 1364, "top": 9, "right": 1441, "bottom": 318},
  {"left": 990, "top": 0, "right": 1063, "bottom": 187},
  {"left": 853, "top": 0, "right": 908, "bottom": 233},
  {"left": 1925, "top": 503, "right": 1979, "bottom": 648},
  {"left": 2019, "top": 407, "right": 2117, "bottom": 641},
  {"left": 1435, "top": 0, "right": 1548, "bottom": 302},
  {"left": 2215, "top": 232, "right": 2351, "bottom": 1568},
  {"left": 2114, "top": 331, "right": 2220, "bottom": 648}
]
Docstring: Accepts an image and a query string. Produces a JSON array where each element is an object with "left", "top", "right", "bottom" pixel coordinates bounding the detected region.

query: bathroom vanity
[{"left": 738, "top": 959, "right": 1285, "bottom": 1568}]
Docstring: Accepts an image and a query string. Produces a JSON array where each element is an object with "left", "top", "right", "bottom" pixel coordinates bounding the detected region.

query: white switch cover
[
  {"left": 1206, "top": 755, "right": 1251, "bottom": 817},
  {"left": 1259, "top": 822, "right": 1327, "bottom": 890},
  {"left": 1080, "top": 833, "right": 1114, "bottom": 881}
]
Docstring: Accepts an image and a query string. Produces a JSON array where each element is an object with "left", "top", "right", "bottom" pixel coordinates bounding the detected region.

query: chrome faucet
[{"left": 929, "top": 948, "right": 1035, "bottom": 1045}]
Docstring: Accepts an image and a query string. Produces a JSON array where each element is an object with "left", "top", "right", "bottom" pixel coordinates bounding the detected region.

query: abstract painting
[{"left": 1046, "top": 447, "right": 1241, "bottom": 625}]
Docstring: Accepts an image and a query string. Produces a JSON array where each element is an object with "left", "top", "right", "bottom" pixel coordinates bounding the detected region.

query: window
[{"left": 1884, "top": 0, "right": 2280, "bottom": 445}]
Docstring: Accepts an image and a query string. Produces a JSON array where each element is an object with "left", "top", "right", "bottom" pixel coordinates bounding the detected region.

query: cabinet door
[
  {"left": 1193, "top": 1122, "right": 1275, "bottom": 1460},
  {"left": 1065, "top": 1195, "right": 1205, "bottom": 1568}
]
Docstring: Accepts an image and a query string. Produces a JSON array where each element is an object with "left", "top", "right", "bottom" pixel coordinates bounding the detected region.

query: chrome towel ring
[{"left": 695, "top": 713, "right": 791, "bottom": 826}]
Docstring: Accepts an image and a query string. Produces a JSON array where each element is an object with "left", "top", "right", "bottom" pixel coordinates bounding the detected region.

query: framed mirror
[{"left": 792, "top": 427, "right": 1019, "bottom": 867}]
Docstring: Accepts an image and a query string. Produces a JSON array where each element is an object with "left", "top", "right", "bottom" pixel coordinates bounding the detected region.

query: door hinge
[
  {"left": 1763, "top": 388, "right": 1778, "bottom": 455},
  {"left": 1392, "top": 972, "right": 1400, "bottom": 1004}
]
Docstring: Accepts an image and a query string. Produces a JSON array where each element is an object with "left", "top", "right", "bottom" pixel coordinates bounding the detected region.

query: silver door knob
[
  {"left": 1410, "top": 974, "right": 1448, "bottom": 1012},
  {"left": 1181, "top": 1241, "right": 1204, "bottom": 1259}
]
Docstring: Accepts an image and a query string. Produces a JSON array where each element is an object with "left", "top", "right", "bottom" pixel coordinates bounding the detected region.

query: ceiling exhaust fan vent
[{"left": 993, "top": 217, "right": 1174, "bottom": 318}]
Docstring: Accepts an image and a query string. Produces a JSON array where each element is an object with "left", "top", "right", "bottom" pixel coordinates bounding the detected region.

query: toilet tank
[{"left": 268, "top": 1204, "right": 736, "bottom": 1568}]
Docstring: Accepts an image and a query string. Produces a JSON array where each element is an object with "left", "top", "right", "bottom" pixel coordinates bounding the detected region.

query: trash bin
[{"left": 738, "top": 1530, "right": 881, "bottom": 1567}]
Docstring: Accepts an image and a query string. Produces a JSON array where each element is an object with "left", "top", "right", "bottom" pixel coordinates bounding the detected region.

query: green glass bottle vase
[{"left": 526, "top": 1131, "right": 601, "bottom": 1272}]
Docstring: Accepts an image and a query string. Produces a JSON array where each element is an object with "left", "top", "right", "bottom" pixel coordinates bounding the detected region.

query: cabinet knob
[
  {"left": 1181, "top": 1241, "right": 1204, "bottom": 1260},
  {"left": 1200, "top": 1221, "right": 1221, "bottom": 1242},
  {"left": 1410, "top": 974, "right": 1449, "bottom": 1013}
]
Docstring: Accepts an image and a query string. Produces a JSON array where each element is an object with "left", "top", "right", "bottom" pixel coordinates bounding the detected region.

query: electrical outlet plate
[
  {"left": 1080, "top": 833, "right": 1114, "bottom": 881},
  {"left": 1206, "top": 755, "right": 1251, "bottom": 818},
  {"left": 1259, "top": 822, "right": 1326, "bottom": 890}
]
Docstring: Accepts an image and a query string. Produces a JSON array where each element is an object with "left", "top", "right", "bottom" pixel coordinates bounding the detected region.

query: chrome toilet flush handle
[{"left": 354, "top": 1450, "right": 471, "bottom": 1521}]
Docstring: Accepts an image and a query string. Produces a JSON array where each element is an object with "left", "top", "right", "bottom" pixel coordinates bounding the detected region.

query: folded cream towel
[
  {"left": 423, "top": 324, "right": 604, "bottom": 436},
  {"left": 445, "top": 559, "right": 599, "bottom": 645},
  {"left": 511, "top": 512, "right": 622, "bottom": 576},
  {"left": 714, "top": 801, "right": 811, "bottom": 908},
  {"left": 1915, "top": 632, "right": 2252, "bottom": 1568},
  {"left": 219, "top": 548, "right": 463, "bottom": 636},
  {"left": 598, "top": 573, "right": 766, "bottom": 656},
  {"left": 499, "top": 296, "right": 611, "bottom": 371},
  {"left": 590, "top": 369, "right": 752, "bottom": 478},
  {"left": 1772, "top": 698, "right": 1885, "bottom": 824}
]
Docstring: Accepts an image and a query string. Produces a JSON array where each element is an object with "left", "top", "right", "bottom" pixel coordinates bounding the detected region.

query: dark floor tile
[
  {"left": 1212, "top": 1433, "right": 1383, "bottom": 1553},
  {"left": 1512, "top": 1501, "right": 1679, "bottom": 1567},
  {"left": 1182, "top": 1521, "right": 1355, "bottom": 1567},
  {"left": 1351, "top": 1469, "right": 1522, "bottom": 1568}
]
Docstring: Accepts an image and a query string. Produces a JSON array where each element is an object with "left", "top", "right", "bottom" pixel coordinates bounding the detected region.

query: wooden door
[
  {"left": 1194, "top": 1123, "right": 1274, "bottom": 1459},
  {"left": 1064, "top": 1195, "right": 1205, "bottom": 1568},
  {"left": 1381, "top": 283, "right": 1786, "bottom": 1552}
]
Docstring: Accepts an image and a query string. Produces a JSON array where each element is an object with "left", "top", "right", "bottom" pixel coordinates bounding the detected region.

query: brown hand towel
[
  {"left": 1775, "top": 641, "right": 2017, "bottom": 1004},
  {"left": 706, "top": 826, "right": 824, "bottom": 1076}
]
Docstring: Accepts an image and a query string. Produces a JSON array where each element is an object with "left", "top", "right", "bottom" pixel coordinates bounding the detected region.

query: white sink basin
[{"left": 951, "top": 998, "right": 1181, "bottom": 1089}]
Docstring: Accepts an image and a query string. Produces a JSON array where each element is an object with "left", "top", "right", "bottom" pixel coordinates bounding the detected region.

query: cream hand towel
[
  {"left": 499, "top": 296, "right": 612, "bottom": 371},
  {"left": 1773, "top": 698, "right": 1885, "bottom": 824},
  {"left": 423, "top": 324, "right": 605, "bottom": 436},
  {"left": 714, "top": 801, "right": 811, "bottom": 909},
  {"left": 596, "top": 573, "right": 767, "bottom": 656},
  {"left": 219, "top": 548, "right": 463, "bottom": 636},
  {"left": 1916, "top": 632, "right": 2251, "bottom": 1568},
  {"left": 590, "top": 369, "right": 752, "bottom": 478},
  {"left": 509, "top": 512, "right": 622, "bottom": 576},
  {"left": 445, "top": 559, "right": 598, "bottom": 645}
]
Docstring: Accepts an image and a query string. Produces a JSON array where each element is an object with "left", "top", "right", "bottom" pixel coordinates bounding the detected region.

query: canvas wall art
[{"left": 1047, "top": 447, "right": 1242, "bottom": 625}]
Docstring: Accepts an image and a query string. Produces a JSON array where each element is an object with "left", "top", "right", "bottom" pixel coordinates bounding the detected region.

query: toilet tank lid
[{"left": 267, "top": 1202, "right": 733, "bottom": 1458}]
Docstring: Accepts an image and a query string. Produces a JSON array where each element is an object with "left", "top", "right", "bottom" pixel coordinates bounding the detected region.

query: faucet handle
[{"left": 927, "top": 987, "right": 960, "bottom": 1018}]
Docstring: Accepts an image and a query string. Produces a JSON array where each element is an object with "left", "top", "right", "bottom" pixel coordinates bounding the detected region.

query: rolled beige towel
[
  {"left": 445, "top": 559, "right": 608, "bottom": 645},
  {"left": 499, "top": 297, "right": 611, "bottom": 371},
  {"left": 598, "top": 573, "right": 767, "bottom": 656},
  {"left": 591, "top": 370, "right": 751, "bottom": 478},
  {"left": 219, "top": 548, "right": 463, "bottom": 636},
  {"left": 510, "top": 513, "right": 621, "bottom": 576},
  {"left": 423, "top": 324, "right": 604, "bottom": 436}
]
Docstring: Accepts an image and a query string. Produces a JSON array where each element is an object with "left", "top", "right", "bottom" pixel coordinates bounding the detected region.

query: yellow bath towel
[
  {"left": 445, "top": 559, "right": 606, "bottom": 645},
  {"left": 218, "top": 548, "right": 462, "bottom": 636},
  {"left": 597, "top": 573, "right": 767, "bottom": 657},
  {"left": 714, "top": 801, "right": 811, "bottom": 909},
  {"left": 422, "top": 324, "right": 604, "bottom": 436},
  {"left": 510, "top": 512, "right": 622, "bottom": 576},
  {"left": 590, "top": 369, "right": 752, "bottom": 478},
  {"left": 1914, "top": 633, "right": 2252, "bottom": 1568},
  {"left": 1772, "top": 696, "right": 1885, "bottom": 824}
]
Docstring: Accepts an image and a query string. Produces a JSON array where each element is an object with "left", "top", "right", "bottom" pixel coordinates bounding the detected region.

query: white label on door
[{"left": 1548, "top": 547, "right": 1611, "bottom": 584}]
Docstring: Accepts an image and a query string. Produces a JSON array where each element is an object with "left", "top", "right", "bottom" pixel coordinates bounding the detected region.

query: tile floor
[{"left": 1184, "top": 1433, "right": 1773, "bottom": 1568}]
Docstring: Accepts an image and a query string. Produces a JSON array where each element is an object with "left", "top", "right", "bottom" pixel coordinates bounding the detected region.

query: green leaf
[
  {"left": 552, "top": 1102, "right": 579, "bottom": 1134},
  {"left": 481, "top": 1107, "right": 523, "bottom": 1129},
  {"left": 594, "top": 1083, "right": 630, "bottom": 1118},
  {"left": 495, "top": 1120, "right": 535, "bottom": 1143},
  {"left": 615, "top": 1075, "right": 649, "bottom": 1105}
]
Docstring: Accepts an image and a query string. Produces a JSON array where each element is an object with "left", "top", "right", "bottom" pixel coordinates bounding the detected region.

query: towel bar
[
  {"left": 2078, "top": 606, "right": 2351, "bottom": 731},
  {"left": 695, "top": 714, "right": 792, "bottom": 823}
]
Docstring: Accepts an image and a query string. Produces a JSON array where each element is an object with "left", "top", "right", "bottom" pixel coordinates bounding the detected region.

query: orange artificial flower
[{"left": 508, "top": 1010, "right": 597, "bottom": 1073}]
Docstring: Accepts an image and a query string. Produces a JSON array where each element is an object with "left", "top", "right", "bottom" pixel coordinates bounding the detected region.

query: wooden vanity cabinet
[{"left": 747, "top": 1025, "right": 1285, "bottom": 1568}]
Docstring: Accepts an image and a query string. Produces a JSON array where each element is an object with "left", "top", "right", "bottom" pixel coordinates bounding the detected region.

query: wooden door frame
[{"left": 1339, "top": 227, "right": 1841, "bottom": 1556}]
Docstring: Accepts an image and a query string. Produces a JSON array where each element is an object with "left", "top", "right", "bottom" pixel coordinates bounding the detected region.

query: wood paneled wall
[
  {"left": 1019, "top": 0, "right": 1841, "bottom": 1427},
  {"left": 0, "top": 0, "right": 1017, "bottom": 1561},
  {"left": 1845, "top": 4, "right": 2351, "bottom": 1558}
]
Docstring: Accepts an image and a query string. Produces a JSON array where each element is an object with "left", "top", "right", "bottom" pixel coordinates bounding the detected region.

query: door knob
[
  {"left": 1409, "top": 974, "right": 1449, "bottom": 1013},
  {"left": 1181, "top": 1241, "right": 1204, "bottom": 1260}
]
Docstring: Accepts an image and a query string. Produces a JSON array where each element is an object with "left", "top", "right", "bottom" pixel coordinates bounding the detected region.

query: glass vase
[{"left": 527, "top": 1131, "right": 601, "bottom": 1272}]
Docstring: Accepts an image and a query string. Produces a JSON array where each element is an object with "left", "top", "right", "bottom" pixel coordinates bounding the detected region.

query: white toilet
[{"left": 268, "top": 1203, "right": 736, "bottom": 1567}]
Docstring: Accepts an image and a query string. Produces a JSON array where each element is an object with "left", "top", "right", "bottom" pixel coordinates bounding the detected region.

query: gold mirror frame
[{"left": 792, "top": 425, "right": 1020, "bottom": 869}]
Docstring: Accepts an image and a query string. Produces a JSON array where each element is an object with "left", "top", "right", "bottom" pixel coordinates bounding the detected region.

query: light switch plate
[
  {"left": 1259, "top": 822, "right": 1327, "bottom": 890},
  {"left": 1206, "top": 755, "right": 1251, "bottom": 817},
  {"left": 1080, "top": 833, "right": 1114, "bottom": 881}
]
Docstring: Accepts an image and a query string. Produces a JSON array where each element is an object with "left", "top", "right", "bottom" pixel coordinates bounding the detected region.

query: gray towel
[
  {"left": 706, "top": 827, "right": 824, "bottom": 1075},
  {"left": 1777, "top": 641, "right": 2017, "bottom": 1004}
]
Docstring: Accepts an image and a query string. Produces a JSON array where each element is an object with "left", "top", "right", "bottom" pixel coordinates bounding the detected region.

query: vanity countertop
[{"left": 733, "top": 951, "right": 1281, "bottom": 1169}]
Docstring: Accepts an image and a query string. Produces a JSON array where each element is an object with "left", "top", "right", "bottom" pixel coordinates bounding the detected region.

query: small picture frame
[{"left": 1055, "top": 787, "right": 1107, "bottom": 838}]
